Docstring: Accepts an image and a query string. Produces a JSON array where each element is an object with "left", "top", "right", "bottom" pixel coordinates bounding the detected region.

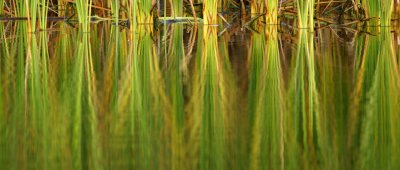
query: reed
[
  {"left": 217, "top": 27, "right": 238, "bottom": 170},
  {"left": 247, "top": 27, "right": 266, "bottom": 170},
  {"left": 316, "top": 29, "right": 351, "bottom": 169},
  {"left": 296, "top": 0, "right": 315, "bottom": 28},
  {"left": 73, "top": 1, "right": 103, "bottom": 168},
  {"left": 71, "top": 40, "right": 84, "bottom": 170},
  {"left": 76, "top": 0, "right": 92, "bottom": 31},
  {"left": 132, "top": 0, "right": 154, "bottom": 23},
  {"left": 287, "top": 29, "right": 319, "bottom": 169},
  {"left": 165, "top": 25, "right": 186, "bottom": 169},
  {"left": 173, "top": 0, "right": 183, "bottom": 16},
  {"left": 51, "top": 22, "right": 75, "bottom": 169},
  {"left": 250, "top": 0, "right": 264, "bottom": 17},
  {"left": 203, "top": 0, "right": 221, "bottom": 24},
  {"left": 265, "top": 0, "right": 278, "bottom": 24},
  {"left": 28, "top": 32, "right": 50, "bottom": 169},
  {"left": 130, "top": 25, "right": 167, "bottom": 169},
  {"left": 188, "top": 26, "right": 228, "bottom": 170},
  {"left": 362, "top": 0, "right": 394, "bottom": 26},
  {"left": 248, "top": 25, "right": 284, "bottom": 169},
  {"left": 356, "top": 28, "right": 400, "bottom": 169},
  {"left": 0, "top": 0, "right": 3, "bottom": 15},
  {"left": 11, "top": 23, "right": 27, "bottom": 170},
  {"left": 0, "top": 11, "right": 4, "bottom": 168},
  {"left": 39, "top": 0, "right": 48, "bottom": 29},
  {"left": 2, "top": 0, "right": 400, "bottom": 169}
]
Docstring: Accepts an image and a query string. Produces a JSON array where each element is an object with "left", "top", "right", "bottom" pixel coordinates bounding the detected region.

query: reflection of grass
[
  {"left": 130, "top": 25, "right": 168, "bottom": 169},
  {"left": 165, "top": 24, "right": 185, "bottom": 169},
  {"left": 248, "top": 26, "right": 284, "bottom": 169},
  {"left": 287, "top": 29, "right": 319, "bottom": 169},
  {"left": 350, "top": 29, "right": 400, "bottom": 169},
  {"left": 188, "top": 26, "right": 231, "bottom": 170},
  {"left": 0, "top": 9, "right": 5, "bottom": 168},
  {"left": 2, "top": 3, "right": 400, "bottom": 169},
  {"left": 317, "top": 30, "right": 352, "bottom": 169}
]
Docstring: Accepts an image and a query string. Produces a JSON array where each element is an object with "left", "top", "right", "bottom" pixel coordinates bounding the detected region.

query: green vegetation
[
  {"left": 348, "top": 27, "right": 400, "bottom": 170},
  {"left": 133, "top": 0, "right": 153, "bottom": 23},
  {"left": 1, "top": 0, "right": 400, "bottom": 170},
  {"left": 1, "top": 0, "right": 398, "bottom": 26},
  {"left": 361, "top": 0, "right": 394, "bottom": 26},
  {"left": 189, "top": 26, "right": 227, "bottom": 170},
  {"left": 248, "top": 25, "right": 284, "bottom": 169},
  {"left": 203, "top": 0, "right": 221, "bottom": 24},
  {"left": 296, "top": 0, "right": 315, "bottom": 28}
]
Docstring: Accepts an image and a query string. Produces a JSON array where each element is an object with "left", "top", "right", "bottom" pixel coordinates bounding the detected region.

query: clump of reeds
[
  {"left": 296, "top": 0, "right": 315, "bottom": 28},
  {"left": 187, "top": 26, "right": 233, "bottom": 170},
  {"left": 203, "top": 0, "right": 220, "bottom": 24},
  {"left": 248, "top": 24, "right": 284, "bottom": 169},
  {"left": 353, "top": 28, "right": 400, "bottom": 170},
  {"left": 286, "top": 29, "right": 319, "bottom": 169},
  {"left": 362, "top": 0, "right": 394, "bottom": 26},
  {"left": 133, "top": 0, "right": 154, "bottom": 23}
]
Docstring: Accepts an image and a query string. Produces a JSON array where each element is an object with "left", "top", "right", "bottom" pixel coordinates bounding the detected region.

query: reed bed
[
  {"left": 347, "top": 27, "right": 400, "bottom": 170},
  {"left": 2, "top": 0, "right": 400, "bottom": 170},
  {"left": 188, "top": 26, "right": 227, "bottom": 170},
  {"left": 247, "top": 25, "right": 284, "bottom": 169},
  {"left": 296, "top": 0, "right": 315, "bottom": 28},
  {"left": 1, "top": 0, "right": 398, "bottom": 26},
  {"left": 285, "top": 29, "right": 319, "bottom": 169}
]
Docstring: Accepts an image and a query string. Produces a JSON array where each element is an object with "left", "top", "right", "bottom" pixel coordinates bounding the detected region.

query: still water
[{"left": 0, "top": 21, "right": 400, "bottom": 169}]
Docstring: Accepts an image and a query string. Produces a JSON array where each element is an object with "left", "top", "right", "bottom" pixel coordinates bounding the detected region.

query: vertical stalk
[
  {"left": 203, "top": 0, "right": 220, "bottom": 24},
  {"left": 296, "top": 0, "right": 315, "bottom": 28}
]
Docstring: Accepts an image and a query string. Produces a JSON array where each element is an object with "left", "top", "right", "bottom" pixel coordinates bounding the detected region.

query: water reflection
[
  {"left": 248, "top": 26, "right": 284, "bottom": 169},
  {"left": 1, "top": 21, "right": 400, "bottom": 169},
  {"left": 349, "top": 28, "right": 400, "bottom": 170}
]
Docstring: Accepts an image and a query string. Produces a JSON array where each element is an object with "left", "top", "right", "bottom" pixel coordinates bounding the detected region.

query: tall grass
[
  {"left": 296, "top": 0, "right": 315, "bottom": 28},
  {"left": 188, "top": 26, "right": 230, "bottom": 170},
  {"left": 316, "top": 29, "right": 351, "bottom": 169},
  {"left": 362, "top": 0, "right": 394, "bottom": 26},
  {"left": 203, "top": 0, "right": 221, "bottom": 24},
  {"left": 130, "top": 25, "right": 168, "bottom": 169},
  {"left": 349, "top": 29, "right": 399, "bottom": 169},
  {"left": 164, "top": 25, "right": 186, "bottom": 169},
  {"left": 0, "top": 0, "right": 3, "bottom": 15},
  {"left": 132, "top": 0, "right": 154, "bottom": 23},
  {"left": 1, "top": 1, "right": 400, "bottom": 169},
  {"left": 286, "top": 29, "right": 319, "bottom": 169},
  {"left": 76, "top": 0, "right": 92, "bottom": 31},
  {"left": 0, "top": 6, "right": 5, "bottom": 167},
  {"left": 248, "top": 25, "right": 284, "bottom": 169},
  {"left": 266, "top": 0, "right": 278, "bottom": 24}
]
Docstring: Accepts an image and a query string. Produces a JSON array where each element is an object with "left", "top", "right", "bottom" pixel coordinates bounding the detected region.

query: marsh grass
[
  {"left": 187, "top": 26, "right": 232, "bottom": 170},
  {"left": 164, "top": 24, "right": 186, "bottom": 169},
  {"left": 362, "top": 0, "right": 394, "bottom": 26},
  {"left": 248, "top": 25, "right": 284, "bottom": 169},
  {"left": 1, "top": 0, "right": 400, "bottom": 170},
  {"left": 133, "top": 0, "right": 154, "bottom": 23},
  {"left": 130, "top": 25, "right": 169, "bottom": 169},
  {"left": 296, "top": 0, "right": 315, "bottom": 28},
  {"left": 287, "top": 29, "right": 319, "bottom": 169},
  {"left": 203, "top": 0, "right": 220, "bottom": 24},
  {"left": 0, "top": 10, "right": 4, "bottom": 167},
  {"left": 357, "top": 28, "right": 400, "bottom": 170},
  {"left": 316, "top": 29, "right": 353, "bottom": 169}
]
